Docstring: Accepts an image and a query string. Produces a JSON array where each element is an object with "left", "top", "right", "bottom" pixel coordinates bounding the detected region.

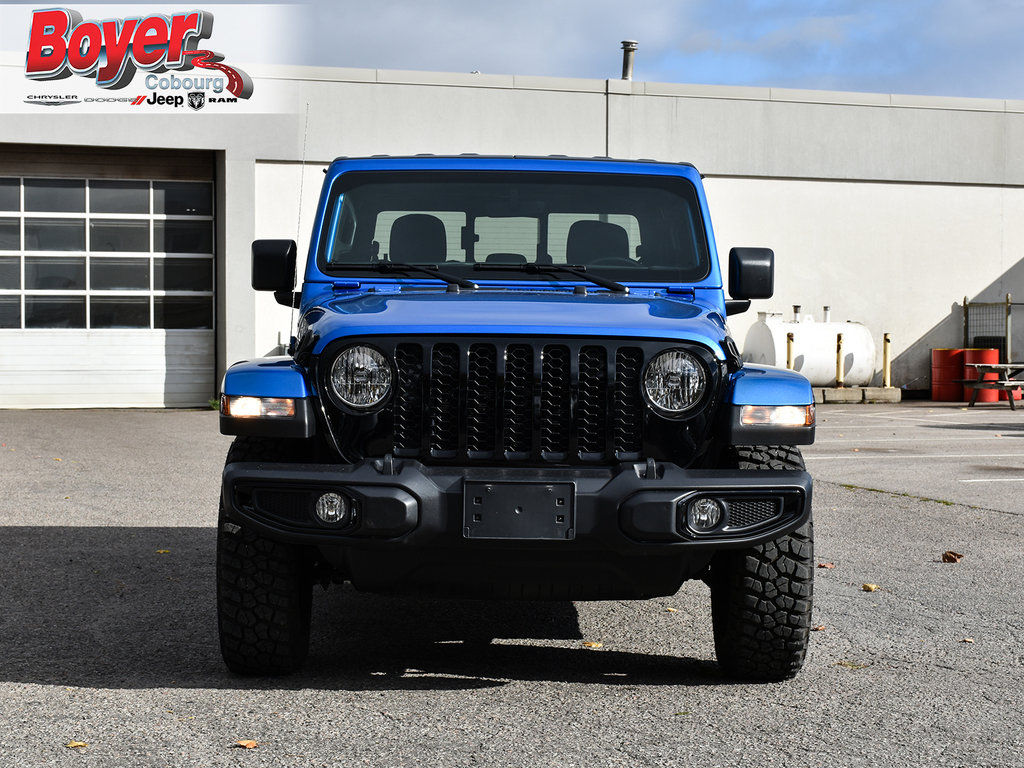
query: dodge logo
[{"left": 188, "top": 91, "right": 206, "bottom": 111}]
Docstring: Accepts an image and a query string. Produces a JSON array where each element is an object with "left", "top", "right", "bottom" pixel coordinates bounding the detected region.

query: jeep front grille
[{"left": 390, "top": 340, "right": 646, "bottom": 464}]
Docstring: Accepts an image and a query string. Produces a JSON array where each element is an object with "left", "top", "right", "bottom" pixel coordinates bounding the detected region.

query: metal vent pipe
[{"left": 621, "top": 40, "right": 638, "bottom": 80}]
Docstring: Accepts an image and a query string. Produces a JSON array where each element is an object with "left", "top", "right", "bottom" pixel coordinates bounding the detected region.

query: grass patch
[{"left": 839, "top": 483, "right": 956, "bottom": 507}]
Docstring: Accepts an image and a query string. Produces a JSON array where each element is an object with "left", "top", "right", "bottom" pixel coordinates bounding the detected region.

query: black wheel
[
  {"left": 217, "top": 437, "right": 313, "bottom": 675},
  {"left": 709, "top": 445, "right": 813, "bottom": 682}
]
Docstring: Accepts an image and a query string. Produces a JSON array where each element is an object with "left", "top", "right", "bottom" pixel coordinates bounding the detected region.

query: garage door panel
[
  {"left": 0, "top": 330, "right": 214, "bottom": 407},
  {"left": 0, "top": 148, "right": 216, "bottom": 408}
]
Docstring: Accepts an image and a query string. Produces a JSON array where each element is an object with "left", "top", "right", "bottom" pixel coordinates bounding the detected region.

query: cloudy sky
[
  {"left": 6, "top": 0, "right": 1024, "bottom": 99},
  {"left": 293, "top": 0, "right": 1024, "bottom": 99}
]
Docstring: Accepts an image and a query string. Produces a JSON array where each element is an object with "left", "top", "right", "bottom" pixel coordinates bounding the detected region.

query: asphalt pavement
[{"left": 0, "top": 401, "right": 1021, "bottom": 767}]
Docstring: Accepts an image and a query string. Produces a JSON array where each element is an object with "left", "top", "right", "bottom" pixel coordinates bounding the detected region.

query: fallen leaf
[
  {"left": 817, "top": 562, "right": 836, "bottom": 569},
  {"left": 942, "top": 551, "right": 964, "bottom": 563},
  {"left": 234, "top": 740, "right": 259, "bottom": 750},
  {"left": 836, "top": 660, "right": 870, "bottom": 670},
  {"left": 66, "top": 741, "right": 88, "bottom": 749},
  {"left": 812, "top": 625, "right": 826, "bottom": 632},
  {"left": 962, "top": 638, "right": 975, "bottom": 644},
  {"left": 582, "top": 641, "right": 603, "bottom": 649},
  {"left": 156, "top": 550, "right": 170, "bottom": 554},
  {"left": 665, "top": 607, "right": 678, "bottom": 613},
  {"left": 862, "top": 583, "right": 880, "bottom": 592},
  {"left": 53, "top": 457, "right": 62, "bottom": 462}
]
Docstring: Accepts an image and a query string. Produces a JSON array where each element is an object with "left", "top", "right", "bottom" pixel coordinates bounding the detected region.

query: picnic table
[{"left": 965, "top": 363, "right": 1024, "bottom": 409}]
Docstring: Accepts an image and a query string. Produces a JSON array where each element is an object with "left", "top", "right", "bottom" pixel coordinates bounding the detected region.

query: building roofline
[
  {"left": 237, "top": 60, "right": 1024, "bottom": 114},
  {"left": 3, "top": 49, "right": 1023, "bottom": 114}
]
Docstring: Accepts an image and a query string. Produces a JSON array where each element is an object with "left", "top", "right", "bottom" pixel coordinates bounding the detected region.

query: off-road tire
[
  {"left": 217, "top": 437, "right": 313, "bottom": 675},
  {"left": 709, "top": 445, "right": 813, "bottom": 682}
]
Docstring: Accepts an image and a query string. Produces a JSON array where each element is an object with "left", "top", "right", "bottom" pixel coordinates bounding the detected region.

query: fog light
[
  {"left": 687, "top": 498, "right": 724, "bottom": 532},
  {"left": 315, "top": 492, "right": 350, "bottom": 525}
]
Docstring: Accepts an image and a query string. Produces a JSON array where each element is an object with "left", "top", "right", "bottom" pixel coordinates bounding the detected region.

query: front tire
[
  {"left": 709, "top": 446, "right": 814, "bottom": 682},
  {"left": 217, "top": 437, "right": 313, "bottom": 675}
]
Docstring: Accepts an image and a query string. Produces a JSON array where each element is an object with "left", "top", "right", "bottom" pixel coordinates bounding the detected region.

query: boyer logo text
[{"left": 25, "top": 8, "right": 252, "bottom": 99}]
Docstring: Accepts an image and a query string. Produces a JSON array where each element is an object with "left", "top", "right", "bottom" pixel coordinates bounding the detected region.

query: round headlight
[
  {"left": 643, "top": 349, "right": 706, "bottom": 414},
  {"left": 330, "top": 345, "right": 392, "bottom": 410}
]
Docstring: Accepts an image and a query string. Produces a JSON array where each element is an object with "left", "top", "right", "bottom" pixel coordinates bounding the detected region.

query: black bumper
[{"left": 221, "top": 458, "right": 812, "bottom": 599}]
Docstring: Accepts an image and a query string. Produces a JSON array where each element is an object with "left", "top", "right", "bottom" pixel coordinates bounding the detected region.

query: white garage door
[{"left": 0, "top": 145, "right": 216, "bottom": 408}]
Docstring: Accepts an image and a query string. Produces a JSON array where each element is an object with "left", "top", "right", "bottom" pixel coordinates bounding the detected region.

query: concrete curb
[{"left": 813, "top": 387, "right": 902, "bottom": 404}]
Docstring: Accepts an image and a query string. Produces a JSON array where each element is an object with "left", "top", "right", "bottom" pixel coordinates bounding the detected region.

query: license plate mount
[{"left": 463, "top": 481, "right": 576, "bottom": 540}]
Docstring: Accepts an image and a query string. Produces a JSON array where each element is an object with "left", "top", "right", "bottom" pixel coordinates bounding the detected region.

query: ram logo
[{"left": 187, "top": 91, "right": 206, "bottom": 111}]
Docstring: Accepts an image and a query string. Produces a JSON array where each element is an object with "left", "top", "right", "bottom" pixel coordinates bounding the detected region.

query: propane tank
[{"left": 742, "top": 309, "right": 877, "bottom": 387}]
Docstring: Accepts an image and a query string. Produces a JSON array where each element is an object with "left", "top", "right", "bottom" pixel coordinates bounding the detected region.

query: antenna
[{"left": 290, "top": 100, "right": 311, "bottom": 349}]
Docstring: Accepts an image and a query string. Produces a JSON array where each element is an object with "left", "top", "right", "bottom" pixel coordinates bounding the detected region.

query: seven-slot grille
[{"left": 388, "top": 340, "right": 646, "bottom": 464}]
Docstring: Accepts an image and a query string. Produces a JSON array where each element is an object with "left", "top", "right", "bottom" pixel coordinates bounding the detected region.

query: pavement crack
[{"left": 822, "top": 480, "right": 1020, "bottom": 517}]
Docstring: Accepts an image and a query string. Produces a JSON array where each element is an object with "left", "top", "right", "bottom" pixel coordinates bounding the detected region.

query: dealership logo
[
  {"left": 24, "top": 93, "right": 142, "bottom": 106},
  {"left": 132, "top": 91, "right": 237, "bottom": 108},
  {"left": 24, "top": 94, "right": 80, "bottom": 106},
  {"left": 24, "top": 8, "right": 253, "bottom": 99}
]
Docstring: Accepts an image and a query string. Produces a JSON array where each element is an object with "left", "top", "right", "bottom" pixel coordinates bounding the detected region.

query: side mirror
[
  {"left": 728, "top": 247, "right": 774, "bottom": 300},
  {"left": 252, "top": 239, "right": 298, "bottom": 308}
]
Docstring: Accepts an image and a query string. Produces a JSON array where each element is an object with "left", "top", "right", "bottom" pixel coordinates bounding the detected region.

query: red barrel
[
  {"left": 963, "top": 348, "right": 999, "bottom": 403},
  {"left": 930, "top": 348, "right": 964, "bottom": 401}
]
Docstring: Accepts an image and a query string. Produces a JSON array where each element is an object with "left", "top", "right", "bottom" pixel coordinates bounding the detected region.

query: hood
[{"left": 303, "top": 289, "right": 730, "bottom": 358}]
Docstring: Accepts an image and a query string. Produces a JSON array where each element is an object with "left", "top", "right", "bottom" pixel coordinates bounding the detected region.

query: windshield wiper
[
  {"left": 473, "top": 263, "right": 628, "bottom": 294},
  {"left": 336, "top": 261, "right": 477, "bottom": 290}
]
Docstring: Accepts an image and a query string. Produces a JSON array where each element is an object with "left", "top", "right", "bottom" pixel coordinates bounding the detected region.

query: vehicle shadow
[
  {"left": 0, "top": 526, "right": 722, "bottom": 691},
  {"left": 920, "top": 418, "right": 1024, "bottom": 432}
]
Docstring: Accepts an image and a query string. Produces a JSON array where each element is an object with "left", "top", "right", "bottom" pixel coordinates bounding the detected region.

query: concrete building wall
[
  {"left": 704, "top": 178, "right": 1024, "bottom": 386},
  {"left": 3, "top": 55, "right": 1024, "bottom": 397},
  {"left": 246, "top": 69, "right": 1024, "bottom": 389}
]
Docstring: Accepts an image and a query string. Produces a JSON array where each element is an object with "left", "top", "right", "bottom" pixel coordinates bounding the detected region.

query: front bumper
[{"left": 221, "top": 457, "right": 812, "bottom": 599}]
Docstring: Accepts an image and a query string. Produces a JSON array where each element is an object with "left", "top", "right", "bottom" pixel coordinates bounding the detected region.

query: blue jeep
[{"left": 217, "top": 156, "right": 815, "bottom": 680}]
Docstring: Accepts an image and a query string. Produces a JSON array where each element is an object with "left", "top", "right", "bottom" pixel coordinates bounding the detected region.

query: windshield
[{"left": 318, "top": 170, "right": 710, "bottom": 283}]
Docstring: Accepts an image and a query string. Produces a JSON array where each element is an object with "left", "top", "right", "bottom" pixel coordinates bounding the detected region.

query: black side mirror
[
  {"left": 252, "top": 239, "right": 298, "bottom": 307},
  {"left": 728, "top": 247, "right": 774, "bottom": 300}
]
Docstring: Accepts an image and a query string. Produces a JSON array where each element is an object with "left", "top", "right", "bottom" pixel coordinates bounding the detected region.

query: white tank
[{"left": 742, "top": 310, "right": 877, "bottom": 387}]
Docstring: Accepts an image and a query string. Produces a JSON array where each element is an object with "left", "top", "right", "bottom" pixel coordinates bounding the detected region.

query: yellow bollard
[
  {"left": 836, "top": 333, "right": 845, "bottom": 388},
  {"left": 786, "top": 332, "right": 794, "bottom": 370},
  {"left": 883, "top": 333, "right": 892, "bottom": 388}
]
